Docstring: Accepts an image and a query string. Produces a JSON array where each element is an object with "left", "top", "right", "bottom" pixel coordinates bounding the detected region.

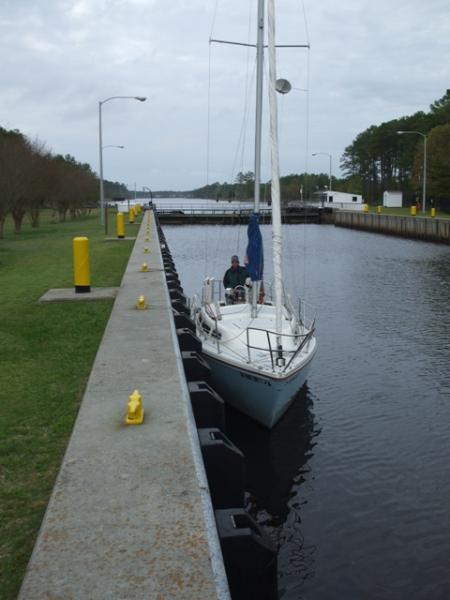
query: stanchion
[
  {"left": 73, "top": 237, "right": 90, "bottom": 293},
  {"left": 116, "top": 212, "right": 125, "bottom": 238}
]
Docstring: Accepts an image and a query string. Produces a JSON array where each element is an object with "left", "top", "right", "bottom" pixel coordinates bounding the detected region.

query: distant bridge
[{"left": 155, "top": 203, "right": 328, "bottom": 224}]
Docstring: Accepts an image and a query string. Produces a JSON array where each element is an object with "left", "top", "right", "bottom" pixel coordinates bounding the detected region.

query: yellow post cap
[
  {"left": 136, "top": 295, "right": 148, "bottom": 310},
  {"left": 141, "top": 262, "right": 149, "bottom": 272},
  {"left": 125, "top": 390, "right": 144, "bottom": 425}
]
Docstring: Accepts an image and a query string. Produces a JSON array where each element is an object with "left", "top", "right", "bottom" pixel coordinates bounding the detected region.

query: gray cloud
[{"left": 1, "top": 0, "right": 449, "bottom": 190}]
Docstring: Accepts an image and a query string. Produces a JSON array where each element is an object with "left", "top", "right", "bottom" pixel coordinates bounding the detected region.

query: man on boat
[{"left": 223, "top": 255, "right": 249, "bottom": 303}]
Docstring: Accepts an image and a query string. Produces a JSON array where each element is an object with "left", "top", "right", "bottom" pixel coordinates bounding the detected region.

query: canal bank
[
  {"left": 18, "top": 210, "right": 230, "bottom": 600},
  {"left": 335, "top": 210, "right": 450, "bottom": 244}
]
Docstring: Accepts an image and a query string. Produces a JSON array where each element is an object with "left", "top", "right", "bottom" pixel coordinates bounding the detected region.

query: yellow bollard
[
  {"left": 136, "top": 295, "right": 148, "bottom": 310},
  {"left": 125, "top": 390, "right": 144, "bottom": 425},
  {"left": 141, "top": 262, "right": 149, "bottom": 272},
  {"left": 377, "top": 205, "right": 382, "bottom": 214},
  {"left": 73, "top": 237, "right": 90, "bottom": 293},
  {"left": 363, "top": 203, "right": 369, "bottom": 213},
  {"left": 144, "top": 247, "right": 150, "bottom": 254},
  {"left": 431, "top": 207, "right": 436, "bottom": 218},
  {"left": 410, "top": 205, "right": 417, "bottom": 216},
  {"left": 129, "top": 207, "right": 135, "bottom": 224},
  {"left": 116, "top": 212, "right": 125, "bottom": 239}
]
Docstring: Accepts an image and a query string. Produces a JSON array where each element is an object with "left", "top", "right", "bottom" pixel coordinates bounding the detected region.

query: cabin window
[
  {"left": 352, "top": 196, "right": 357, "bottom": 202},
  {"left": 328, "top": 196, "right": 333, "bottom": 203}
]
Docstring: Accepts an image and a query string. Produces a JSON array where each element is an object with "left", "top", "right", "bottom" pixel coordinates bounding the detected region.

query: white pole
[
  {"left": 396, "top": 130, "right": 427, "bottom": 213},
  {"left": 98, "top": 96, "right": 147, "bottom": 228},
  {"left": 312, "top": 152, "right": 332, "bottom": 193},
  {"left": 329, "top": 154, "right": 332, "bottom": 193},
  {"left": 422, "top": 135, "right": 427, "bottom": 213},
  {"left": 99, "top": 101, "right": 105, "bottom": 226},
  {"left": 267, "top": 0, "right": 284, "bottom": 356},
  {"left": 254, "top": 0, "right": 265, "bottom": 213}
]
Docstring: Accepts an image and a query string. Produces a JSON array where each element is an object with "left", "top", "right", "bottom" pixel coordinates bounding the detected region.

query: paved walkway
[{"left": 18, "top": 211, "right": 229, "bottom": 600}]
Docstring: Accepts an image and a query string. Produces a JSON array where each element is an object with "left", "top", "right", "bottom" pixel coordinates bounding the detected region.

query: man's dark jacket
[{"left": 223, "top": 266, "right": 248, "bottom": 288}]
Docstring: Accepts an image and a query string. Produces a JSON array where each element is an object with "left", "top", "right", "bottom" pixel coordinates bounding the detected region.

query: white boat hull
[{"left": 203, "top": 346, "right": 316, "bottom": 428}]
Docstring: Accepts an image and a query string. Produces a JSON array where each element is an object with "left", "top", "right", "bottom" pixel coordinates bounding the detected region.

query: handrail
[
  {"left": 245, "top": 325, "right": 312, "bottom": 370},
  {"left": 282, "top": 323, "right": 315, "bottom": 373}
]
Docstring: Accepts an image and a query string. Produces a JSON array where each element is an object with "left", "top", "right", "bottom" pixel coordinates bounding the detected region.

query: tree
[
  {"left": 27, "top": 140, "right": 53, "bottom": 228},
  {"left": 412, "top": 124, "right": 450, "bottom": 205},
  {"left": 0, "top": 128, "right": 30, "bottom": 236},
  {"left": 235, "top": 171, "right": 254, "bottom": 199}
]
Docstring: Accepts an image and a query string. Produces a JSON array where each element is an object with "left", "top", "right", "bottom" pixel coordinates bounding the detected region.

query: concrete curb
[{"left": 18, "top": 211, "right": 229, "bottom": 600}]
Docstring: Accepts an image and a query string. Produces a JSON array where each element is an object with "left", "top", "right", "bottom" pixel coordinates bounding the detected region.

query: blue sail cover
[{"left": 245, "top": 212, "right": 264, "bottom": 281}]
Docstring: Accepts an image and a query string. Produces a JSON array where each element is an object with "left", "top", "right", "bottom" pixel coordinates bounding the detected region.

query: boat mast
[
  {"left": 248, "top": 0, "right": 265, "bottom": 318},
  {"left": 254, "top": 0, "right": 264, "bottom": 213},
  {"left": 267, "top": 0, "right": 284, "bottom": 362}
]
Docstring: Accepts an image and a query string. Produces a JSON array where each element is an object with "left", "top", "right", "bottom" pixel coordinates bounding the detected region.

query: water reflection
[
  {"left": 225, "top": 387, "right": 320, "bottom": 596},
  {"left": 225, "top": 385, "right": 319, "bottom": 525}
]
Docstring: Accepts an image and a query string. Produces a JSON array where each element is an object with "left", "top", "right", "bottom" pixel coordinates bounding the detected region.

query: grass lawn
[
  {"left": 365, "top": 206, "right": 450, "bottom": 218},
  {"left": 0, "top": 209, "right": 137, "bottom": 600}
]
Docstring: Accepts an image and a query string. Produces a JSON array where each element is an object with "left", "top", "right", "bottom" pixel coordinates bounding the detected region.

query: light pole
[
  {"left": 396, "top": 130, "right": 427, "bottom": 213},
  {"left": 98, "top": 96, "right": 146, "bottom": 231},
  {"left": 102, "top": 145, "right": 125, "bottom": 150},
  {"left": 143, "top": 186, "right": 153, "bottom": 203},
  {"left": 312, "top": 152, "right": 332, "bottom": 195}
]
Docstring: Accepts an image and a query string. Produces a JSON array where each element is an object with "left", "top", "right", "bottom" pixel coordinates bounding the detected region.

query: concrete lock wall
[{"left": 334, "top": 211, "right": 450, "bottom": 244}]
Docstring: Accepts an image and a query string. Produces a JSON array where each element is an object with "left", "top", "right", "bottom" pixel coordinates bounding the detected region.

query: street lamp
[
  {"left": 98, "top": 96, "right": 146, "bottom": 232},
  {"left": 143, "top": 186, "right": 153, "bottom": 202},
  {"left": 102, "top": 145, "right": 125, "bottom": 150},
  {"left": 312, "top": 152, "right": 332, "bottom": 195},
  {"left": 396, "top": 130, "right": 427, "bottom": 213}
]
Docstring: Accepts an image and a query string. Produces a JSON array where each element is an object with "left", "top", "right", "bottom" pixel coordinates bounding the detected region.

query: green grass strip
[
  {"left": 0, "top": 210, "right": 136, "bottom": 599},
  {"left": 365, "top": 206, "right": 450, "bottom": 218}
]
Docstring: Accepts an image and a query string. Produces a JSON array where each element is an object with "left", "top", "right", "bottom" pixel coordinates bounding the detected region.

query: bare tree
[{"left": 0, "top": 129, "right": 29, "bottom": 237}]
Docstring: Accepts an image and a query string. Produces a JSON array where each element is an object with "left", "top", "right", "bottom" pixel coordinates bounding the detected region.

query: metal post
[
  {"left": 254, "top": 0, "right": 265, "bottom": 213},
  {"left": 329, "top": 154, "right": 332, "bottom": 193},
  {"left": 99, "top": 101, "right": 105, "bottom": 226},
  {"left": 396, "top": 130, "right": 427, "bottom": 213},
  {"left": 312, "top": 152, "right": 332, "bottom": 194},
  {"left": 422, "top": 135, "right": 427, "bottom": 213},
  {"left": 98, "top": 96, "right": 147, "bottom": 232}
]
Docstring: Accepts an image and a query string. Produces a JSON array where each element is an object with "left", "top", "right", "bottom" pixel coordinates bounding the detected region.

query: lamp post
[
  {"left": 396, "top": 130, "right": 427, "bottom": 213},
  {"left": 98, "top": 96, "right": 146, "bottom": 232},
  {"left": 101, "top": 146, "right": 125, "bottom": 232},
  {"left": 143, "top": 186, "right": 153, "bottom": 203},
  {"left": 312, "top": 152, "right": 332, "bottom": 195}
]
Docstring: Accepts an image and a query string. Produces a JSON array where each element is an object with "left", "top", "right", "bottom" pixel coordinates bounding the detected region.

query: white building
[
  {"left": 383, "top": 191, "right": 403, "bottom": 208},
  {"left": 318, "top": 190, "right": 364, "bottom": 211}
]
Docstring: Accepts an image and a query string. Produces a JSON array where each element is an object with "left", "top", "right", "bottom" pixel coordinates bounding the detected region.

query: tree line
[
  {"left": 190, "top": 170, "right": 347, "bottom": 203},
  {"left": 0, "top": 126, "right": 129, "bottom": 238},
  {"left": 189, "top": 92, "right": 450, "bottom": 209},
  {"left": 3, "top": 91, "right": 449, "bottom": 235},
  {"left": 341, "top": 91, "right": 450, "bottom": 206}
]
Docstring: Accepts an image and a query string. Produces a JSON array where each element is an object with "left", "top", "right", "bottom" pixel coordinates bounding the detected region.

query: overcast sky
[{"left": 1, "top": 0, "right": 449, "bottom": 192}]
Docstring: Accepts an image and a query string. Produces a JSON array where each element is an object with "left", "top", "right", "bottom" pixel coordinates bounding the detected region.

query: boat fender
[{"left": 215, "top": 508, "right": 277, "bottom": 600}]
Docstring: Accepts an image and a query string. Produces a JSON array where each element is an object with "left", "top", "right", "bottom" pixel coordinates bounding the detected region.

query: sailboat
[{"left": 191, "top": 0, "right": 317, "bottom": 429}]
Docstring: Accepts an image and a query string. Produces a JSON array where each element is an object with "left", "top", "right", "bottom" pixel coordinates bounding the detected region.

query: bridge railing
[{"left": 155, "top": 204, "right": 273, "bottom": 216}]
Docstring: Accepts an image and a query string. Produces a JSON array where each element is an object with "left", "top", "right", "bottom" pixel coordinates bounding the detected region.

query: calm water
[{"left": 164, "top": 221, "right": 450, "bottom": 600}]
